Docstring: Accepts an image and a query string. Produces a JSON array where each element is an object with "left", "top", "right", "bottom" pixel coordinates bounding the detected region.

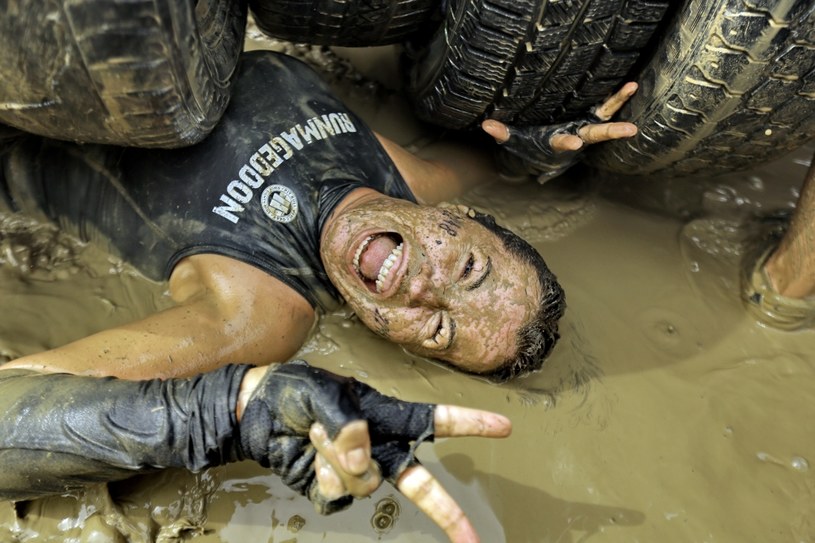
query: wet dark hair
[{"left": 467, "top": 210, "right": 566, "bottom": 382}]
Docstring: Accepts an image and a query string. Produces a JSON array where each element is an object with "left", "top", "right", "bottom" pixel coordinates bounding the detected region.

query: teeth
[
  {"left": 353, "top": 236, "right": 373, "bottom": 273},
  {"left": 375, "top": 243, "right": 403, "bottom": 293}
]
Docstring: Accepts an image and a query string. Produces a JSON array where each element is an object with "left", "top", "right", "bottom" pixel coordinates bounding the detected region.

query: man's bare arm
[{"left": 0, "top": 254, "right": 315, "bottom": 379}]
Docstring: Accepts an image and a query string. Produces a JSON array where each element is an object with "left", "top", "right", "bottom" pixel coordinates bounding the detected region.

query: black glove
[
  {"left": 496, "top": 112, "right": 602, "bottom": 182},
  {"left": 239, "top": 360, "right": 435, "bottom": 515}
]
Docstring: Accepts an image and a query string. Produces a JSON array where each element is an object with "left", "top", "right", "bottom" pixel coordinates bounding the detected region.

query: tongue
[{"left": 359, "top": 235, "right": 397, "bottom": 280}]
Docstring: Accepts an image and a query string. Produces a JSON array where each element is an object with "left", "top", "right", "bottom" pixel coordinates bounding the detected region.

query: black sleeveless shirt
[{"left": 0, "top": 51, "right": 416, "bottom": 311}]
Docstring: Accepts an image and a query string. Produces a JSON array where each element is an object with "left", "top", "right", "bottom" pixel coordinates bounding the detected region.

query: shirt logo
[{"left": 261, "top": 185, "right": 298, "bottom": 223}]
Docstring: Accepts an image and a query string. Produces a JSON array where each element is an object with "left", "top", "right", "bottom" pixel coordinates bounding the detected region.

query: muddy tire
[
  {"left": 587, "top": 0, "right": 815, "bottom": 177},
  {"left": 249, "top": 0, "right": 438, "bottom": 46},
  {"left": 405, "top": 0, "right": 670, "bottom": 130},
  {"left": 0, "top": 0, "right": 247, "bottom": 148}
]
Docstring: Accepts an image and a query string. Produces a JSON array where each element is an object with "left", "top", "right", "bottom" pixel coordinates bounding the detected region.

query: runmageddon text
[{"left": 212, "top": 112, "right": 357, "bottom": 224}]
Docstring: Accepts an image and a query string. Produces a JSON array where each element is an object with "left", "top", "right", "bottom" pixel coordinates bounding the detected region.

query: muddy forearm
[
  {"left": 0, "top": 365, "right": 249, "bottom": 501},
  {"left": 0, "top": 362, "right": 434, "bottom": 513},
  {"left": 2, "top": 293, "right": 307, "bottom": 380}
]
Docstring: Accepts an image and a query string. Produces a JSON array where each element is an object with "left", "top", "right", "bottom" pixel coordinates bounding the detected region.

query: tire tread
[{"left": 407, "top": 0, "right": 670, "bottom": 129}]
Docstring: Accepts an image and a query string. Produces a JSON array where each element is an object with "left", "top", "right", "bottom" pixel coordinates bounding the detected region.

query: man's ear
[{"left": 436, "top": 202, "right": 477, "bottom": 218}]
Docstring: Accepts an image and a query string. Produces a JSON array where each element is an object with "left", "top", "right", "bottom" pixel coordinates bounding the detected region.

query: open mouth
[{"left": 352, "top": 232, "right": 404, "bottom": 294}]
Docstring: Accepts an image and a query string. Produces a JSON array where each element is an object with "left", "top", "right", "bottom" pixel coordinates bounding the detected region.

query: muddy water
[{"left": 0, "top": 41, "right": 813, "bottom": 542}]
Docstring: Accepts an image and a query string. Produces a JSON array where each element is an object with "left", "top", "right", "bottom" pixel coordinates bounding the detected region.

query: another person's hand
[
  {"left": 236, "top": 361, "right": 511, "bottom": 542},
  {"left": 481, "top": 82, "right": 639, "bottom": 182}
]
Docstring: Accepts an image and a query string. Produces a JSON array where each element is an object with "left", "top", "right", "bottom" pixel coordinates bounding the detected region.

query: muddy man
[{"left": 0, "top": 50, "right": 637, "bottom": 542}]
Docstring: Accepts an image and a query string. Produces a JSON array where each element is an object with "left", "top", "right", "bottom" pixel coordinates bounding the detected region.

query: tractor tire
[
  {"left": 405, "top": 0, "right": 671, "bottom": 130},
  {"left": 0, "top": 0, "right": 247, "bottom": 148},
  {"left": 587, "top": 0, "right": 815, "bottom": 177},
  {"left": 249, "top": 0, "right": 438, "bottom": 46}
]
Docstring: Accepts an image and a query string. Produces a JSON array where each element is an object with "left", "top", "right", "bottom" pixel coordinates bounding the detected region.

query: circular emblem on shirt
[{"left": 261, "top": 184, "right": 298, "bottom": 223}]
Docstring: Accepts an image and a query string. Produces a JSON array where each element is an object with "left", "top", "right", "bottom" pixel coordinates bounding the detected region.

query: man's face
[{"left": 321, "top": 195, "right": 541, "bottom": 373}]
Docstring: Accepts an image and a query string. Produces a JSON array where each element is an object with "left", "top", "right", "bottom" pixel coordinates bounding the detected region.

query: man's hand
[
  {"left": 481, "top": 82, "right": 638, "bottom": 181},
  {"left": 236, "top": 361, "right": 511, "bottom": 542},
  {"left": 309, "top": 405, "right": 511, "bottom": 543}
]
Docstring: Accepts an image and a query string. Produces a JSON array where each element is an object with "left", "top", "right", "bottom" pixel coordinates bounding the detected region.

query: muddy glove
[
  {"left": 239, "top": 360, "right": 435, "bottom": 514},
  {"left": 495, "top": 112, "right": 602, "bottom": 183}
]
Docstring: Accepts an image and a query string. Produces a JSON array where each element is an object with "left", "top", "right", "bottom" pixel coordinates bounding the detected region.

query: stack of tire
[{"left": 3, "top": 0, "right": 813, "bottom": 177}]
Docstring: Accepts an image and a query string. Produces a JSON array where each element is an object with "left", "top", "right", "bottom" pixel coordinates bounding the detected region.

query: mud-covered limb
[
  {"left": 0, "top": 361, "right": 430, "bottom": 507},
  {"left": 238, "top": 360, "right": 436, "bottom": 514},
  {"left": 1, "top": 254, "right": 315, "bottom": 380},
  {"left": 764, "top": 148, "right": 815, "bottom": 299},
  {"left": 375, "top": 131, "right": 500, "bottom": 205},
  {"left": 0, "top": 365, "right": 249, "bottom": 501},
  {"left": 482, "top": 82, "right": 638, "bottom": 183}
]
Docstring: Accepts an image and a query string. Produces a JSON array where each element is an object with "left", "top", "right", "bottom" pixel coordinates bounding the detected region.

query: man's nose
[{"left": 407, "top": 264, "right": 444, "bottom": 308}]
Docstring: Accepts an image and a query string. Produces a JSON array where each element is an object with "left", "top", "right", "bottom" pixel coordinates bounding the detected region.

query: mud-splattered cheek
[{"left": 372, "top": 308, "right": 390, "bottom": 337}]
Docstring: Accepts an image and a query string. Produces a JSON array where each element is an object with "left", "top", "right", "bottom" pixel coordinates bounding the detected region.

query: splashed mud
[{"left": 0, "top": 38, "right": 813, "bottom": 543}]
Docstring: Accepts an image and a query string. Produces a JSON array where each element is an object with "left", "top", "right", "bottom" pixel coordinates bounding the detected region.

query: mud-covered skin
[
  {"left": 496, "top": 114, "right": 600, "bottom": 182},
  {"left": 0, "top": 365, "right": 248, "bottom": 501},
  {"left": 240, "top": 360, "right": 435, "bottom": 514},
  {"left": 0, "top": 361, "right": 433, "bottom": 513},
  {"left": 0, "top": 50, "right": 414, "bottom": 312}
]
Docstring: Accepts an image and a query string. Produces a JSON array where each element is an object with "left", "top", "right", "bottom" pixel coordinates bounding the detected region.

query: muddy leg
[{"left": 764, "top": 148, "right": 815, "bottom": 298}]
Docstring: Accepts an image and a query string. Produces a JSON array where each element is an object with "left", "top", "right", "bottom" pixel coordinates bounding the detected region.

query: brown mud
[{"left": 0, "top": 37, "right": 812, "bottom": 542}]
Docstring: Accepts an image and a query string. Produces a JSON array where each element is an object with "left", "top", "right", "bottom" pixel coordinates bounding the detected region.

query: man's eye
[{"left": 461, "top": 254, "right": 475, "bottom": 280}]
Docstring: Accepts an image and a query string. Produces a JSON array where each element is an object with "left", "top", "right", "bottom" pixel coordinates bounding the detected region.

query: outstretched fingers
[
  {"left": 310, "top": 421, "right": 382, "bottom": 499},
  {"left": 577, "top": 121, "right": 638, "bottom": 145},
  {"left": 433, "top": 405, "right": 512, "bottom": 438},
  {"left": 593, "top": 81, "right": 638, "bottom": 121},
  {"left": 397, "top": 464, "right": 480, "bottom": 543}
]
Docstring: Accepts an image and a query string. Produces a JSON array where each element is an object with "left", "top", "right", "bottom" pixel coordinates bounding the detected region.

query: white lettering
[
  {"left": 280, "top": 128, "right": 304, "bottom": 150},
  {"left": 328, "top": 113, "right": 346, "bottom": 134},
  {"left": 270, "top": 137, "right": 294, "bottom": 159},
  {"left": 259, "top": 143, "right": 284, "bottom": 169},
  {"left": 212, "top": 195, "right": 244, "bottom": 224},
  {"left": 296, "top": 122, "right": 323, "bottom": 144},
  {"left": 227, "top": 180, "right": 253, "bottom": 203},
  {"left": 212, "top": 110, "right": 357, "bottom": 224},
  {"left": 314, "top": 115, "right": 336, "bottom": 138},
  {"left": 249, "top": 153, "right": 274, "bottom": 177},
  {"left": 339, "top": 113, "right": 357, "bottom": 132},
  {"left": 240, "top": 164, "right": 265, "bottom": 188}
]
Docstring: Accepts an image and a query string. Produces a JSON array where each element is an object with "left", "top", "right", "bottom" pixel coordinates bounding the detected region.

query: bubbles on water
[
  {"left": 747, "top": 176, "right": 764, "bottom": 191},
  {"left": 754, "top": 452, "right": 809, "bottom": 472},
  {"left": 701, "top": 185, "right": 755, "bottom": 217},
  {"left": 638, "top": 309, "right": 700, "bottom": 358},
  {"left": 371, "top": 497, "right": 400, "bottom": 535},
  {"left": 790, "top": 456, "right": 809, "bottom": 472}
]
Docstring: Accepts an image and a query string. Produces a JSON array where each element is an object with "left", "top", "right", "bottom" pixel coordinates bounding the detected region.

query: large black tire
[
  {"left": 587, "top": 0, "right": 815, "bottom": 177},
  {"left": 0, "top": 0, "right": 247, "bottom": 148},
  {"left": 249, "top": 0, "right": 438, "bottom": 46},
  {"left": 405, "top": 0, "right": 670, "bottom": 130}
]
